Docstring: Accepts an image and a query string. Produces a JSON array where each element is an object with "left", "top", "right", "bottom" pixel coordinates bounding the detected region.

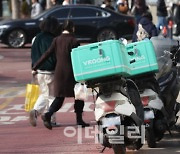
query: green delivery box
[
  {"left": 125, "top": 39, "right": 159, "bottom": 76},
  {"left": 71, "top": 40, "right": 131, "bottom": 82}
]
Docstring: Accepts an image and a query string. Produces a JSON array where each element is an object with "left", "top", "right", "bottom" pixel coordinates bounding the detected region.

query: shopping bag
[
  {"left": 24, "top": 83, "right": 40, "bottom": 112},
  {"left": 74, "top": 83, "right": 88, "bottom": 101}
]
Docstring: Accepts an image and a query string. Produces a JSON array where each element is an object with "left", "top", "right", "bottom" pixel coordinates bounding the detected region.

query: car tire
[
  {"left": 97, "top": 28, "right": 117, "bottom": 42},
  {"left": 7, "top": 29, "right": 26, "bottom": 48}
]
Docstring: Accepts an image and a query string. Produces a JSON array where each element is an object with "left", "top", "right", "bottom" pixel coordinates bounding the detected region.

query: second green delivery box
[{"left": 125, "top": 39, "right": 159, "bottom": 76}]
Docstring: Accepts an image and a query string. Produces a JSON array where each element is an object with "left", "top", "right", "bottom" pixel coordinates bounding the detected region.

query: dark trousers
[{"left": 48, "top": 97, "right": 84, "bottom": 117}]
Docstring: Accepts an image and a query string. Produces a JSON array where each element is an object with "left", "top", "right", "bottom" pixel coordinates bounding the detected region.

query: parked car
[{"left": 0, "top": 4, "right": 135, "bottom": 48}]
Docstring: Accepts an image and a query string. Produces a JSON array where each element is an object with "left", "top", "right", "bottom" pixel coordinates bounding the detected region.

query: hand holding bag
[
  {"left": 24, "top": 75, "right": 40, "bottom": 112},
  {"left": 74, "top": 83, "right": 88, "bottom": 101}
]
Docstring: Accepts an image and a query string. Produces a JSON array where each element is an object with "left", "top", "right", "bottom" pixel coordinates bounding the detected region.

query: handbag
[
  {"left": 74, "top": 83, "right": 88, "bottom": 101},
  {"left": 24, "top": 76, "right": 40, "bottom": 112}
]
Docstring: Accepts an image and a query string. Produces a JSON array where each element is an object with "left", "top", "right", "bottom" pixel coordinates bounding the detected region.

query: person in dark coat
[
  {"left": 172, "top": 2, "right": 180, "bottom": 36},
  {"left": 101, "top": 0, "right": 115, "bottom": 10},
  {"left": 156, "top": 0, "right": 168, "bottom": 32},
  {"left": 32, "top": 20, "right": 90, "bottom": 130},
  {"left": 132, "top": 11, "right": 158, "bottom": 42},
  {"left": 131, "top": 0, "right": 149, "bottom": 24}
]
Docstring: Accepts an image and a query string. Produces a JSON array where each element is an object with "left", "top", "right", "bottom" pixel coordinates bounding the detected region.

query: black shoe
[
  {"left": 76, "top": 112, "right": 90, "bottom": 127},
  {"left": 41, "top": 113, "right": 52, "bottom": 130},
  {"left": 77, "top": 121, "right": 90, "bottom": 128}
]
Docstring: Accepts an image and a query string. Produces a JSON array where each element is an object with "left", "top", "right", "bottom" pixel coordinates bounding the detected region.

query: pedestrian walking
[
  {"left": 62, "top": 0, "right": 70, "bottom": 5},
  {"left": 171, "top": 2, "right": 180, "bottom": 36},
  {"left": 131, "top": 0, "right": 149, "bottom": 24},
  {"left": 78, "top": 0, "right": 92, "bottom": 4},
  {"left": 132, "top": 11, "right": 158, "bottom": 42},
  {"left": 32, "top": 20, "right": 90, "bottom": 130},
  {"left": 50, "top": 0, "right": 60, "bottom": 6},
  {"left": 156, "top": 0, "right": 168, "bottom": 33},
  {"left": 39, "top": 0, "right": 46, "bottom": 10},
  {"left": 30, "top": 16, "right": 60, "bottom": 127},
  {"left": 21, "top": 0, "right": 30, "bottom": 18},
  {"left": 31, "top": 0, "right": 43, "bottom": 18},
  {"left": 101, "top": 0, "right": 115, "bottom": 10},
  {"left": 116, "top": 0, "right": 129, "bottom": 14}
]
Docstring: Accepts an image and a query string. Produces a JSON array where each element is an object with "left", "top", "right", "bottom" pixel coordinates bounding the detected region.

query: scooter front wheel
[{"left": 112, "top": 144, "right": 126, "bottom": 154}]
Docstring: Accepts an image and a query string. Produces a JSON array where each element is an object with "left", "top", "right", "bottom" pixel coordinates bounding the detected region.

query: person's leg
[
  {"left": 42, "top": 97, "right": 65, "bottom": 130},
  {"left": 162, "top": 17, "right": 168, "bottom": 27},
  {"left": 156, "top": 16, "right": 168, "bottom": 34},
  {"left": 48, "top": 96, "right": 57, "bottom": 125},
  {"left": 29, "top": 73, "right": 48, "bottom": 127},
  {"left": 74, "top": 99, "right": 90, "bottom": 127},
  {"left": 156, "top": 16, "right": 162, "bottom": 33},
  {"left": 44, "top": 73, "right": 59, "bottom": 126}
]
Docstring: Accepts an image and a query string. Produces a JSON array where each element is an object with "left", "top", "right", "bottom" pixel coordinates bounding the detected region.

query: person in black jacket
[
  {"left": 131, "top": 0, "right": 149, "bottom": 24},
  {"left": 172, "top": 2, "right": 180, "bottom": 36},
  {"left": 101, "top": 0, "right": 115, "bottom": 10},
  {"left": 156, "top": 0, "right": 168, "bottom": 33},
  {"left": 132, "top": 11, "right": 158, "bottom": 42}
]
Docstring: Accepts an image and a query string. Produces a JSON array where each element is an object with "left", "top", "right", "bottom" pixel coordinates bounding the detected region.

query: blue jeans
[{"left": 156, "top": 16, "right": 168, "bottom": 32}]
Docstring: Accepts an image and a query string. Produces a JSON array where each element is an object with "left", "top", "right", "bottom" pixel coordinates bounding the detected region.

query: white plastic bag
[{"left": 74, "top": 83, "right": 88, "bottom": 101}]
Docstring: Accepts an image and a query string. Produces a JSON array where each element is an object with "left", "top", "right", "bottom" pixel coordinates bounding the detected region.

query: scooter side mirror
[{"left": 119, "top": 38, "right": 128, "bottom": 45}]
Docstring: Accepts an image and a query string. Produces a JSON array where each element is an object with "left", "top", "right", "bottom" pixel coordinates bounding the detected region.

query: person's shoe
[
  {"left": 77, "top": 121, "right": 90, "bottom": 128},
  {"left": 76, "top": 112, "right": 90, "bottom": 128},
  {"left": 41, "top": 113, "right": 52, "bottom": 130},
  {"left": 51, "top": 122, "right": 61, "bottom": 127},
  {"left": 29, "top": 109, "right": 38, "bottom": 127}
]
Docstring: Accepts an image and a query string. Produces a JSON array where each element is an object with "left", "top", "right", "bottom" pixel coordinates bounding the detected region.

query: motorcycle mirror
[{"left": 119, "top": 38, "right": 128, "bottom": 45}]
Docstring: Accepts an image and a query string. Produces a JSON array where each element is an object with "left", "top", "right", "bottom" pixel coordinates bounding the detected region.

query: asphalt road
[{"left": 0, "top": 43, "right": 180, "bottom": 154}]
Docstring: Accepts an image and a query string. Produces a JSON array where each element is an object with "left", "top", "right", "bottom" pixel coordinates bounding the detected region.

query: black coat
[
  {"left": 133, "top": 0, "right": 148, "bottom": 15},
  {"left": 33, "top": 33, "right": 80, "bottom": 97},
  {"left": 132, "top": 16, "right": 158, "bottom": 42},
  {"left": 157, "top": 0, "right": 168, "bottom": 17},
  {"left": 172, "top": 3, "right": 180, "bottom": 23}
]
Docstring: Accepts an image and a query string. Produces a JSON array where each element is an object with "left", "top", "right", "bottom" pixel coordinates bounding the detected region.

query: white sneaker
[{"left": 29, "top": 109, "right": 37, "bottom": 127}]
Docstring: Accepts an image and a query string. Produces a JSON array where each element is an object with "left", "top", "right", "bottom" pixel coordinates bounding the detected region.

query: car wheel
[
  {"left": 7, "top": 29, "right": 26, "bottom": 48},
  {"left": 97, "top": 28, "right": 117, "bottom": 42}
]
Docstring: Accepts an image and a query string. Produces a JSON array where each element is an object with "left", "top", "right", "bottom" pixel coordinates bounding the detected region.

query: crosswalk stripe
[
  {"left": 0, "top": 98, "right": 14, "bottom": 110},
  {"left": 0, "top": 87, "right": 25, "bottom": 98}
]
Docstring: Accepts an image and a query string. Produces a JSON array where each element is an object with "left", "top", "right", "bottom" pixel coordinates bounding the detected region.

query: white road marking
[
  {"left": 11, "top": 116, "right": 29, "bottom": 121},
  {"left": 17, "top": 69, "right": 31, "bottom": 72},
  {"left": 0, "top": 55, "right": 4, "bottom": 60},
  {"left": 0, "top": 87, "right": 179, "bottom": 127}
]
